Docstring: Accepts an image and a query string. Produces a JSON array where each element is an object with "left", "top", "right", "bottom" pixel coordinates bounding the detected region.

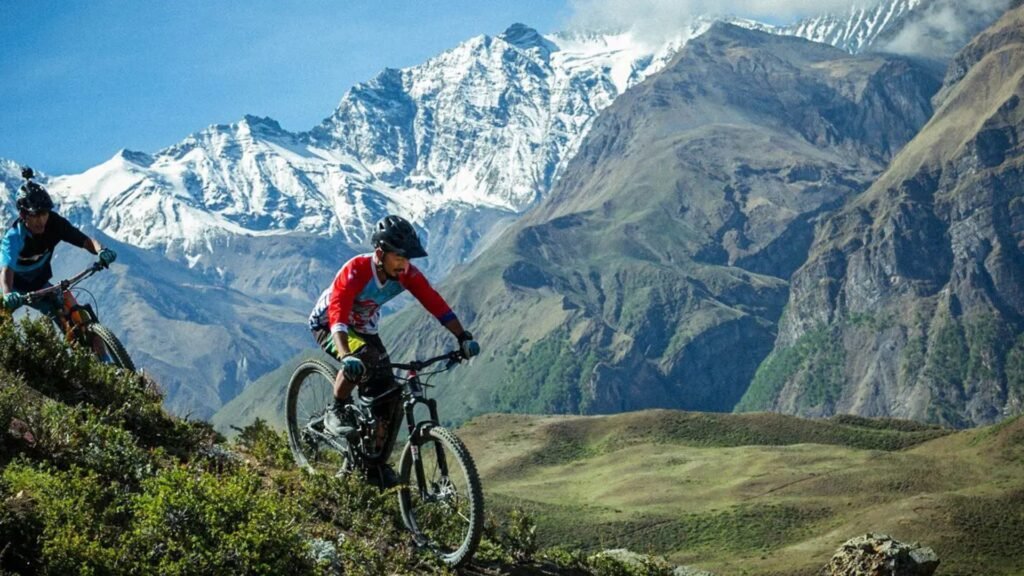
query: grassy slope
[{"left": 458, "top": 410, "right": 1024, "bottom": 575}]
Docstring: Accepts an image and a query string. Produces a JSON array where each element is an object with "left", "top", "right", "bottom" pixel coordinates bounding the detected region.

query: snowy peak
[
  {"left": 307, "top": 23, "right": 687, "bottom": 216},
  {"left": 782, "top": 0, "right": 921, "bottom": 54},
  {"left": 500, "top": 23, "right": 558, "bottom": 56}
]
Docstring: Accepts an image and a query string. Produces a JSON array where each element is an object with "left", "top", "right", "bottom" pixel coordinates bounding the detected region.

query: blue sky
[{"left": 0, "top": 1, "right": 572, "bottom": 175}]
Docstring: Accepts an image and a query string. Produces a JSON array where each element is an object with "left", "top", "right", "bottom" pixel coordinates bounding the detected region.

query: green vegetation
[
  {"left": 742, "top": 311, "right": 1024, "bottom": 428},
  {"left": 926, "top": 315, "right": 969, "bottom": 395},
  {"left": 0, "top": 315, "right": 537, "bottom": 575},
  {"left": 482, "top": 410, "right": 950, "bottom": 474},
  {"left": 1007, "top": 334, "right": 1024, "bottom": 399},
  {"left": 493, "top": 329, "right": 592, "bottom": 414},
  {"left": 941, "top": 489, "right": 1024, "bottom": 575},
  {"left": 736, "top": 324, "right": 845, "bottom": 413},
  {"left": 463, "top": 411, "right": 1024, "bottom": 575},
  {"left": 964, "top": 314, "right": 1006, "bottom": 384}
]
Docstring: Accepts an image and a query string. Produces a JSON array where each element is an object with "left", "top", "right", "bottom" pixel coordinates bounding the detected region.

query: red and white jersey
[{"left": 308, "top": 253, "right": 455, "bottom": 335}]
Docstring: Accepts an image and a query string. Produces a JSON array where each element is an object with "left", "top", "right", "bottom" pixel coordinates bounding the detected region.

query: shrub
[
  {"left": 25, "top": 400, "right": 156, "bottom": 484},
  {"left": 1, "top": 462, "right": 124, "bottom": 575},
  {"left": 121, "top": 465, "right": 317, "bottom": 576},
  {"left": 232, "top": 418, "right": 293, "bottom": 469}
]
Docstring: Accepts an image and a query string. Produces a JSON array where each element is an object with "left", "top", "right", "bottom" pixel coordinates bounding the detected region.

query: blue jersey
[{"left": 0, "top": 213, "right": 90, "bottom": 291}]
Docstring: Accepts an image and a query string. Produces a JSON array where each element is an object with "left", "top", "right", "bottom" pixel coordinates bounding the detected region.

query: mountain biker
[
  {"left": 1, "top": 168, "right": 117, "bottom": 320},
  {"left": 308, "top": 214, "right": 479, "bottom": 485}
]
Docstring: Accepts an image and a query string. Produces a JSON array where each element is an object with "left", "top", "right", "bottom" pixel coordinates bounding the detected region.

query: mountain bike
[
  {"left": 23, "top": 261, "right": 136, "bottom": 371},
  {"left": 286, "top": 349, "right": 484, "bottom": 567}
]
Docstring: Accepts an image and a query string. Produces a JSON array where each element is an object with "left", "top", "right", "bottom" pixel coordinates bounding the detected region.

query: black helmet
[
  {"left": 17, "top": 167, "right": 54, "bottom": 215},
  {"left": 371, "top": 215, "right": 427, "bottom": 258}
]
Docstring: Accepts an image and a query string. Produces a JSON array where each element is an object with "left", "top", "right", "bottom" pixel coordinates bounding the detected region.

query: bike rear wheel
[
  {"left": 286, "top": 359, "right": 347, "bottom": 474},
  {"left": 398, "top": 425, "right": 484, "bottom": 567},
  {"left": 85, "top": 322, "right": 136, "bottom": 371}
]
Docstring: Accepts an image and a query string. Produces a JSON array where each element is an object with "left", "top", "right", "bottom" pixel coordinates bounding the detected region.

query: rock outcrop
[{"left": 821, "top": 533, "right": 939, "bottom": 576}]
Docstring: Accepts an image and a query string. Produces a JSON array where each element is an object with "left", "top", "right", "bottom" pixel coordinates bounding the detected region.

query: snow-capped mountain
[
  {"left": 777, "top": 0, "right": 923, "bottom": 54},
  {"left": 47, "top": 22, "right": 708, "bottom": 282},
  {"left": 26, "top": 0, "right": 1003, "bottom": 278},
  {"left": 44, "top": 0, "right": 972, "bottom": 281}
]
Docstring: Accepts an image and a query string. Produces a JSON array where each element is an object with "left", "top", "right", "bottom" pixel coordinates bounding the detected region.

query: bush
[
  {"left": 121, "top": 465, "right": 317, "bottom": 576},
  {"left": 26, "top": 400, "right": 156, "bottom": 484},
  {"left": 232, "top": 418, "right": 293, "bottom": 469},
  {"left": 485, "top": 507, "right": 538, "bottom": 562},
  {"left": 1, "top": 462, "right": 124, "bottom": 575}
]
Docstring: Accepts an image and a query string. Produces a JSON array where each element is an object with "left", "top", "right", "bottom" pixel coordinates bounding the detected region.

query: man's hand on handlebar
[
  {"left": 98, "top": 248, "right": 117, "bottom": 268},
  {"left": 2, "top": 292, "right": 24, "bottom": 312},
  {"left": 457, "top": 330, "right": 480, "bottom": 359}
]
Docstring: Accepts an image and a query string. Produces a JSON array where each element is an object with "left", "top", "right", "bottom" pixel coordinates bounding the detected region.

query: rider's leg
[
  {"left": 27, "top": 288, "right": 69, "bottom": 337},
  {"left": 314, "top": 327, "right": 364, "bottom": 401},
  {"left": 314, "top": 327, "right": 369, "bottom": 436},
  {"left": 350, "top": 333, "right": 398, "bottom": 454}
]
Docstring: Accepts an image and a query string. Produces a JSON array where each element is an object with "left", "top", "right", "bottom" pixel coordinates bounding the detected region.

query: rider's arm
[
  {"left": 50, "top": 213, "right": 93, "bottom": 251},
  {"left": 399, "top": 264, "right": 461, "bottom": 330},
  {"left": 442, "top": 317, "right": 468, "bottom": 339},
  {"left": 0, "top": 226, "right": 23, "bottom": 295},
  {"left": 326, "top": 257, "right": 372, "bottom": 358},
  {"left": 0, "top": 268, "right": 13, "bottom": 295},
  {"left": 83, "top": 237, "right": 102, "bottom": 255}
]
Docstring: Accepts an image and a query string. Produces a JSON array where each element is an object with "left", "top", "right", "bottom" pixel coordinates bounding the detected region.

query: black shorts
[{"left": 312, "top": 327, "right": 395, "bottom": 397}]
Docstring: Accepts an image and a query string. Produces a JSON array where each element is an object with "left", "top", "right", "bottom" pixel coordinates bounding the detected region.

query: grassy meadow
[{"left": 457, "top": 410, "right": 1024, "bottom": 575}]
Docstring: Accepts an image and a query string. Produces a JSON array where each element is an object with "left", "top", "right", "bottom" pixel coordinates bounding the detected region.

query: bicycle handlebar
[
  {"left": 388, "top": 350, "right": 467, "bottom": 373},
  {"left": 23, "top": 261, "right": 106, "bottom": 304}
]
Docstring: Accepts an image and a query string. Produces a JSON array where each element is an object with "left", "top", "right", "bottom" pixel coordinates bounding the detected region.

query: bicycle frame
[{"left": 23, "top": 263, "right": 104, "bottom": 344}]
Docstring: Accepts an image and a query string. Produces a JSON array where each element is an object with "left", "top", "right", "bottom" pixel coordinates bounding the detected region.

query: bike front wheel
[
  {"left": 398, "top": 425, "right": 484, "bottom": 568},
  {"left": 85, "top": 322, "right": 136, "bottom": 371},
  {"left": 286, "top": 359, "right": 347, "bottom": 474}
]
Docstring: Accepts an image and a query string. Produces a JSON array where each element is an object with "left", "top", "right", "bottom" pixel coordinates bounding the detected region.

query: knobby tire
[
  {"left": 398, "top": 425, "right": 484, "bottom": 568},
  {"left": 86, "top": 322, "right": 136, "bottom": 372},
  {"left": 286, "top": 358, "right": 345, "bottom": 474}
]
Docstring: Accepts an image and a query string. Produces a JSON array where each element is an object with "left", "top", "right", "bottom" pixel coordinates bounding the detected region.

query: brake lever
[{"left": 445, "top": 350, "right": 464, "bottom": 369}]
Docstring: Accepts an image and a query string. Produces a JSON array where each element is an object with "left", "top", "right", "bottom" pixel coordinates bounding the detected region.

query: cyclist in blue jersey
[{"left": 1, "top": 168, "right": 117, "bottom": 319}]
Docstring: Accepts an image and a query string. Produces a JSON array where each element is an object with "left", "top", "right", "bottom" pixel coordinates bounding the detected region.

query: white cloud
[
  {"left": 568, "top": 0, "right": 864, "bottom": 40},
  {"left": 568, "top": 0, "right": 1015, "bottom": 53},
  {"left": 879, "top": 0, "right": 1012, "bottom": 57}
]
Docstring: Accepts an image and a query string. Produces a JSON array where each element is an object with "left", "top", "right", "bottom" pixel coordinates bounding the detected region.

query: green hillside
[
  {"left": 0, "top": 316, "right": 551, "bottom": 575},
  {"left": 459, "top": 410, "right": 1024, "bottom": 575}
]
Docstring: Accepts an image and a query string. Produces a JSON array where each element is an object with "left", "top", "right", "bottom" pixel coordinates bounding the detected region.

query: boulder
[{"left": 820, "top": 533, "right": 939, "bottom": 576}]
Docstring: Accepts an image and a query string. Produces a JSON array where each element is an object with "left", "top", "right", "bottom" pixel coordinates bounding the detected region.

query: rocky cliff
[{"left": 738, "top": 5, "right": 1024, "bottom": 426}]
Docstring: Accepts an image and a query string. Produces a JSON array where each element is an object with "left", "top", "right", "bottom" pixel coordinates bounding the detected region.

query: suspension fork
[{"left": 404, "top": 393, "right": 449, "bottom": 495}]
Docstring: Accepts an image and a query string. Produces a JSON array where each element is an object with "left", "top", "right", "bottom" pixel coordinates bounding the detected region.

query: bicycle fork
[{"left": 404, "top": 395, "right": 450, "bottom": 500}]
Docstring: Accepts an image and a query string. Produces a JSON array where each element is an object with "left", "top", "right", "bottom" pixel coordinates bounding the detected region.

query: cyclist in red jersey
[{"left": 308, "top": 215, "right": 478, "bottom": 484}]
